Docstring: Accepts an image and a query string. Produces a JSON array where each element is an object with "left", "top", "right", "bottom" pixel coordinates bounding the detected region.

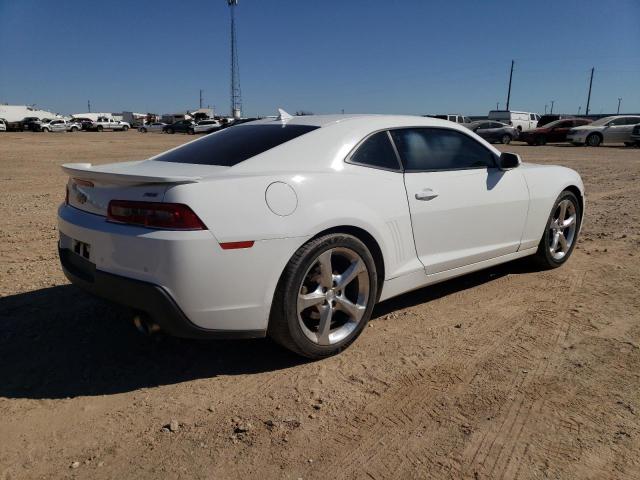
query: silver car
[
  {"left": 138, "top": 122, "right": 167, "bottom": 133},
  {"left": 567, "top": 115, "right": 640, "bottom": 146}
]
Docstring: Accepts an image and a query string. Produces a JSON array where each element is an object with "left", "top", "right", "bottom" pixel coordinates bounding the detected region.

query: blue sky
[{"left": 1, "top": 0, "right": 639, "bottom": 117}]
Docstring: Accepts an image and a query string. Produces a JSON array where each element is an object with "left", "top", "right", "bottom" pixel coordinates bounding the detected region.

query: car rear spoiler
[{"left": 61, "top": 162, "right": 202, "bottom": 185}]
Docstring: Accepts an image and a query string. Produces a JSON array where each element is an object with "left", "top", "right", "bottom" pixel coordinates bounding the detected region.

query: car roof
[{"left": 237, "top": 113, "right": 459, "bottom": 130}]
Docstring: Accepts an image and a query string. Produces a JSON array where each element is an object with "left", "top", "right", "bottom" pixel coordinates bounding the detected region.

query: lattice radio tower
[{"left": 228, "top": 0, "right": 242, "bottom": 119}]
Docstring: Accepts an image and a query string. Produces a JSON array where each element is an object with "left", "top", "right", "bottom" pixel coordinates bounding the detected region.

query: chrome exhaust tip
[{"left": 132, "top": 314, "right": 161, "bottom": 335}]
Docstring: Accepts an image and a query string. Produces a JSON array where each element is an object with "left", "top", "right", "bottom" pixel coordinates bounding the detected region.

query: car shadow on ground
[{"left": 0, "top": 259, "right": 541, "bottom": 400}]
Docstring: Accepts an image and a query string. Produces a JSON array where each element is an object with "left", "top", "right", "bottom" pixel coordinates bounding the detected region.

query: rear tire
[
  {"left": 501, "top": 134, "right": 512, "bottom": 144},
  {"left": 167, "top": 128, "right": 174, "bottom": 134},
  {"left": 268, "top": 234, "right": 378, "bottom": 359},
  {"left": 532, "top": 190, "right": 581, "bottom": 269},
  {"left": 70, "top": 127, "right": 78, "bottom": 132},
  {"left": 624, "top": 142, "right": 634, "bottom": 147},
  {"left": 96, "top": 125, "right": 103, "bottom": 132},
  {"left": 140, "top": 128, "right": 147, "bottom": 133},
  {"left": 535, "top": 135, "right": 547, "bottom": 146},
  {"left": 188, "top": 128, "right": 195, "bottom": 135},
  {"left": 122, "top": 125, "right": 129, "bottom": 132},
  {"left": 586, "top": 133, "right": 601, "bottom": 147}
]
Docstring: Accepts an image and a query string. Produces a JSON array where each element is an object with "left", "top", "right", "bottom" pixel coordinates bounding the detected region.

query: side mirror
[{"left": 498, "top": 152, "right": 521, "bottom": 170}]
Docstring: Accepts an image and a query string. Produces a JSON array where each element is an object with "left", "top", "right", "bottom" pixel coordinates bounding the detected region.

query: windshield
[
  {"left": 155, "top": 124, "right": 320, "bottom": 166},
  {"left": 589, "top": 116, "right": 616, "bottom": 126},
  {"left": 543, "top": 119, "right": 569, "bottom": 128}
]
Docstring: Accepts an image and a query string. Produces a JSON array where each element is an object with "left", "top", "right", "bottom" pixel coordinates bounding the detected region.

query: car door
[
  {"left": 391, "top": 127, "right": 529, "bottom": 274},
  {"left": 603, "top": 117, "right": 628, "bottom": 143},
  {"left": 549, "top": 120, "right": 571, "bottom": 142},
  {"left": 474, "top": 122, "right": 492, "bottom": 141}
]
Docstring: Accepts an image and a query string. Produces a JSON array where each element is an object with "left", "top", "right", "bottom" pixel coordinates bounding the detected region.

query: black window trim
[
  {"left": 344, "top": 129, "right": 404, "bottom": 172},
  {"left": 388, "top": 126, "right": 499, "bottom": 173},
  {"left": 345, "top": 126, "right": 499, "bottom": 173}
]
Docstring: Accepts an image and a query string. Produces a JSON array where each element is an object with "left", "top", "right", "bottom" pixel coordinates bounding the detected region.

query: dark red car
[{"left": 520, "top": 118, "right": 592, "bottom": 145}]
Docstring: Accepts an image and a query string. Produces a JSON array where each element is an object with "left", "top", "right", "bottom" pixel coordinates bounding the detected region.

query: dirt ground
[{"left": 1, "top": 131, "right": 639, "bottom": 480}]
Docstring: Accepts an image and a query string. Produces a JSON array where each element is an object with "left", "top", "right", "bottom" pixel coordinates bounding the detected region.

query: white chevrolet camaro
[{"left": 58, "top": 113, "right": 584, "bottom": 358}]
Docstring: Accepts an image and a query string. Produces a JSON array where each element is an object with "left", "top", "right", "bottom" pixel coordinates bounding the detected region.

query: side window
[
  {"left": 390, "top": 128, "right": 496, "bottom": 172},
  {"left": 349, "top": 131, "right": 400, "bottom": 171},
  {"left": 626, "top": 117, "right": 640, "bottom": 125},
  {"left": 530, "top": 114, "right": 536, "bottom": 121},
  {"left": 609, "top": 118, "right": 625, "bottom": 126}
]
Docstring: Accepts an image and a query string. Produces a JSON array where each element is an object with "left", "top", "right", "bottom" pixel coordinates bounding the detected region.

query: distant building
[{"left": 0, "top": 105, "right": 61, "bottom": 122}]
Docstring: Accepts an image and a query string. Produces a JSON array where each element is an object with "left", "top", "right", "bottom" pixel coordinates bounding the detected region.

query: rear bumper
[{"left": 59, "top": 247, "right": 266, "bottom": 339}]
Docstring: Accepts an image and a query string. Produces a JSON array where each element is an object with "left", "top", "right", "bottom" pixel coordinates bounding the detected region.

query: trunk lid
[{"left": 62, "top": 160, "right": 227, "bottom": 216}]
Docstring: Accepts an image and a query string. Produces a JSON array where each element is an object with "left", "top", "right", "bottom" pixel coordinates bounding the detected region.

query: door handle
[{"left": 415, "top": 188, "right": 439, "bottom": 201}]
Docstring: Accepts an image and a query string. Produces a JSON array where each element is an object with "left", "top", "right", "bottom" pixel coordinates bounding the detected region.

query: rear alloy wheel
[
  {"left": 535, "top": 135, "right": 547, "bottom": 146},
  {"left": 71, "top": 127, "right": 78, "bottom": 132},
  {"left": 586, "top": 133, "right": 601, "bottom": 147},
  {"left": 501, "top": 134, "right": 512, "bottom": 144},
  {"left": 533, "top": 191, "right": 581, "bottom": 269},
  {"left": 269, "top": 234, "right": 377, "bottom": 359}
]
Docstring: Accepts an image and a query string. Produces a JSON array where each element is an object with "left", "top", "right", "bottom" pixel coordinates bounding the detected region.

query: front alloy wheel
[
  {"left": 533, "top": 191, "right": 581, "bottom": 268},
  {"left": 269, "top": 234, "right": 377, "bottom": 358}
]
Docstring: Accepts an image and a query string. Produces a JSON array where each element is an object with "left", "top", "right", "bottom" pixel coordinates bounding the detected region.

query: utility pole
[
  {"left": 199, "top": 89, "right": 203, "bottom": 109},
  {"left": 585, "top": 67, "right": 594, "bottom": 115},
  {"left": 506, "top": 60, "right": 514, "bottom": 111},
  {"left": 88, "top": 100, "right": 91, "bottom": 113},
  {"left": 544, "top": 105, "right": 548, "bottom": 114},
  {"left": 617, "top": 97, "right": 622, "bottom": 114},
  {"left": 578, "top": 106, "right": 581, "bottom": 115},
  {"left": 496, "top": 101, "right": 499, "bottom": 110},
  {"left": 550, "top": 100, "right": 555, "bottom": 114}
]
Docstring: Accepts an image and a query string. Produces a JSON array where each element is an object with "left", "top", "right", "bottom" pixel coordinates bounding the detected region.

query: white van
[{"left": 488, "top": 110, "right": 540, "bottom": 132}]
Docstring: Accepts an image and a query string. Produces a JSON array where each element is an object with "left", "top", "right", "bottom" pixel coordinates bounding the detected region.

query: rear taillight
[{"left": 107, "top": 200, "right": 207, "bottom": 230}]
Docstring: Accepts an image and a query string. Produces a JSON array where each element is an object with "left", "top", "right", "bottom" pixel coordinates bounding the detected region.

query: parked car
[
  {"left": 488, "top": 110, "right": 540, "bottom": 132},
  {"left": 58, "top": 114, "right": 584, "bottom": 358},
  {"left": 467, "top": 121, "right": 518, "bottom": 144},
  {"left": 519, "top": 118, "right": 593, "bottom": 145},
  {"left": 163, "top": 119, "right": 196, "bottom": 134},
  {"left": 21, "top": 117, "right": 43, "bottom": 131},
  {"left": 138, "top": 122, "right": 167, "bottom": 133},
  {"left": 85, "top": 116, "right": 131, "bottom": 132},
  {"left": 425, "top": 114, "right": 472, "bottom": 126},
  {"left": 537, "top": 114, "right": 579, "bottom": 128},
  {"left": 631, "top": 124, "right": 640, "bottom": 147},
  {"left": 194, "top": 119, "right": 221, "bottom": 134},
  {"left": 40, "top": 119, "right": 69, "bottom": 132},
  {"left": 567, "top": 115, "right": 640, "bottom": 146},
  {"left": 66, "top": 119, "right": 83, "bottom": 132},
  {"left": 0, "top": 118, "right": 7, "bottom": 132}
]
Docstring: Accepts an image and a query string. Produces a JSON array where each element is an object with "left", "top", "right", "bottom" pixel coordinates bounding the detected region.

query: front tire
[
  {"left": 122, "top": 125, "right": 129, "bottom": 132},
  {"left": 167, "top": 128, "right": 174, "bottom": 134},
  {"left": 532, "top": 191, "right": 581, "bottom": 269},
  {"left": 586, "top": 133, "right": 601, "bottom": 147},
  {"left": 268, "top": 234, "right": 378, "bottom": 359},
  {"left": 535, "top": 135, "right": 547, "bottom": 146},
  {"left": 501, "top": 134, "right": 512, "bottom": 144},
  {"left": 96, "top": 125, "right": 103, "bottom": 132}
]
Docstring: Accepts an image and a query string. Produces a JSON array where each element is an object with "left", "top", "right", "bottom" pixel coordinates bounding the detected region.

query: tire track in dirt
[
  {"left": 318, "top": 279, "right": 547, "bottom": 479},
  {"left": 318, "top": 269, "right": 585, "bottom": 480},
  {"left": 463, "top": 269, "right": 586, "bottom": 479}
]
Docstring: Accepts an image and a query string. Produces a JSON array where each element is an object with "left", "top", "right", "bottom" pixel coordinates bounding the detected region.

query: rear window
[{"left": 155, "top": 124, "right": 319, "bottom": 166}]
